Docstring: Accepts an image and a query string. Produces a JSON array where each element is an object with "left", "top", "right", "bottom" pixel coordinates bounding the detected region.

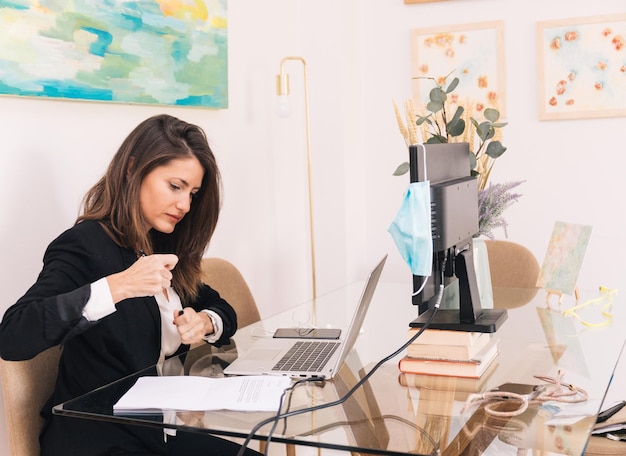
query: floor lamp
[{"left": 276, "top": 56, "right": 317, "bottom": 302}]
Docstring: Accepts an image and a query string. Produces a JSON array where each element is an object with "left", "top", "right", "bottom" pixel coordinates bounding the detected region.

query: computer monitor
[{"left": 408, "top": 143, "right": 507, "bottom": 333}]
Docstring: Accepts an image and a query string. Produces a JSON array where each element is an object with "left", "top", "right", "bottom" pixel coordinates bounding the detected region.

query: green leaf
[
  {"left": 469, "top": 152, "right": 477, "bottom": 170},
  {"left": 485, "top": 141, "right": 506, "bottom": 158},
  {"left": 484, "top": 127, "right": 495, "bottom": 141},
  {"left": 491, "top": 121, "right": 508, "bottom": 128},
  {"left": 426, "top": 100, "right": 443, "bottom": 113},
  {"left": 483, "top": 108, "right": 500, "bottom": 123},
  {"left": 476, "top": 121, "right": 492, "bottom": 141},
  {"left": 393, "top": 162, "right": 410, "bottom": 176},
  {"left": 446, "top": 77, "right": 460, "bottom": 93},
  {"left": 448, "top": 118, "right": 465, "bottom": 137},
  {"left": 447, "top": 106, "right": 465, "bottom": 137},
  {"left": 416, "top": 115, "right": 431, "bottom": 126},
  {"left": 429, "top": 87, "right": 446, "bottom": 104},
  {"left": 450, "top": 105, "right": 465, "bottom": 123},
  {"left": 427, "top": 135, "right": 447, "bottom": 144}
]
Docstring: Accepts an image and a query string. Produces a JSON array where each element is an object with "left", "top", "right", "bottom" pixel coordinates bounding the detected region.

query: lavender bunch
[{"left": 478, "top": 181, "right": 524, "bottom": 239}]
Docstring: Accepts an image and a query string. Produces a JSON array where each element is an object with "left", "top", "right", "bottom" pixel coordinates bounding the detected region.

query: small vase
[{"left": 473, "top": 237, "right": 494, "bottom": 309}]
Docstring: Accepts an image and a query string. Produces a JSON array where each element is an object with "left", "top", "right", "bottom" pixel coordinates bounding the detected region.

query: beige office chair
[
  {"left": 0, "top": 345, "right": 62, "bottom": 456},
  {"left": 185, "top": 257, "right": 261, "bottom": 367},
  {"left": 199, "top": 257, "right": 261, "bottom": 329},
  {"left": 484, "top": 239, "right": 541, "bottom": 309},
  {"left": 198, "top": 258, "right": 296, "bottom": 456}
]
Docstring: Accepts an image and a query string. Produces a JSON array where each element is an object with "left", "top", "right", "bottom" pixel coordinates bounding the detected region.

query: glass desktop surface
[{"left": 53, "top": 283, "right": 626, "bottom": 456}]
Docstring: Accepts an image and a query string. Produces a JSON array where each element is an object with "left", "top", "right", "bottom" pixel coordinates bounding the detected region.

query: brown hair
[{"left": 78, "top": 114, "right": 221, "bottom": 303}]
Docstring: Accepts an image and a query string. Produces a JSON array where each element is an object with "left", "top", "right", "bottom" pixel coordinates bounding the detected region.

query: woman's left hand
[{"left": 173, "top": 308, "right": 213, "bottom": 345}]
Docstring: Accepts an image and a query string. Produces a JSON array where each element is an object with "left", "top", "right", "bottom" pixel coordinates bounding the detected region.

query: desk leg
[{"left": 258, "top": 441, "right": 296, "bottom": 456}]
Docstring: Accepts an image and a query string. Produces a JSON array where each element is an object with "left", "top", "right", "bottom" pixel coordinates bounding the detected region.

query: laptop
[{"left": 224, "top": 255, "right": 387, "bottom": 379}]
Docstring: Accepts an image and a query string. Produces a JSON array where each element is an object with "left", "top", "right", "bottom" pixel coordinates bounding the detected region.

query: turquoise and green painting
[{"left": 0, "top": 0, "right": 228, "bottom": 108}]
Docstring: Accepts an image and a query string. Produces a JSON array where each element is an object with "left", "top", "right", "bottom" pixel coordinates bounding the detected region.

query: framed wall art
[
  {"left": 537, "top": 14, "right": 626, "bottom": 120},
  {"left": 0, "top": 0, "right": 228, "bottom": 108},
  {"left": 410, "top": 21, "right": 506, "bottom": 116}
]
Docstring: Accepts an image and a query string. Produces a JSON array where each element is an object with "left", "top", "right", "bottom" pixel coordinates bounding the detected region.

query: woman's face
[{"left": 139, "top": 156, "right": 204, "bottom": 234}]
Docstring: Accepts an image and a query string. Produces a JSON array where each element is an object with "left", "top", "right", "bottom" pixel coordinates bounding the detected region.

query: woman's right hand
[{"left": 106, "top": 254, "right": 179, "bottom": 303}]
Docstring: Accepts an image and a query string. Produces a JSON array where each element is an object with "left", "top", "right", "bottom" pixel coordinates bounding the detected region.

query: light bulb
[{"left": 276, "top": 95, "right": 291, "bottom": 117}]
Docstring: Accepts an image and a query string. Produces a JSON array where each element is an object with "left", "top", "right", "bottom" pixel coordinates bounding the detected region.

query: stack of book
[{"left": 398, "top": 328, "right": 499, "bottom": 383}]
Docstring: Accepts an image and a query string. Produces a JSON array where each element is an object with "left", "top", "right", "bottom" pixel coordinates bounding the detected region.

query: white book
[{"left": 406, "top": 332, "right": 492, "bottom": 361}]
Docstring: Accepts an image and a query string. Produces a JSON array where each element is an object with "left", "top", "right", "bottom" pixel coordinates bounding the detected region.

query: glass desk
[{"left": 53, "top": 283, "right": 626, "bottom": 455}]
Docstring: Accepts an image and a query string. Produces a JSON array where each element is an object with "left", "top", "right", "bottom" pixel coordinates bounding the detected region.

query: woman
[{"left": 0, "top": 114, "right": 260, "bottom": 455}]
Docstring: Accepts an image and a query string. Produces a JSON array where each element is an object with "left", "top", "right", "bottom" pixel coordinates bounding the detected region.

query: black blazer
[{"left": 0, "top": 220, "right": 238, "bottom": 455}]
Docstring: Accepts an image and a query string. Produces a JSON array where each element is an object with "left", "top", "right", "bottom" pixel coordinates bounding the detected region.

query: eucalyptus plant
[{"left": 393, "top": 73, "right": 508, "bottom": 191}]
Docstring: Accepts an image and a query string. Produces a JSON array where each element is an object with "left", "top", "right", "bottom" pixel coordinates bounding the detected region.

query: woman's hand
[
  {"left": 106, "top": 254, "right": 178, "bottom": 303},
  {"left": 173, "top": 307, "right": 214, "bottom": 345}
]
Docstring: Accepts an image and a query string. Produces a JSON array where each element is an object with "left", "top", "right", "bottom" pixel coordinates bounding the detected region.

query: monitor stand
[
  {"left": 409, "top": 308, "right": 507, "bottom": 333},
  {"left": 409, "top": 244, "right": 508, "bottom": 333}
]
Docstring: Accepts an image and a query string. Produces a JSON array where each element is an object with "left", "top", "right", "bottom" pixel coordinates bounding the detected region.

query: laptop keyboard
[{"left": 272, "top": 340, "right": 340, "bottom": 373}]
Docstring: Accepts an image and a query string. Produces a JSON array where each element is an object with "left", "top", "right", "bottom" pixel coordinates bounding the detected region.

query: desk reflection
[{"left": 53, "top": 284, "right": 626, "bottom": 456}]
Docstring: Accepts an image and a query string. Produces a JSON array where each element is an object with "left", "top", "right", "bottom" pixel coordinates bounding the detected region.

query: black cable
[
  {"left": 262, "top": 377, "right": 323, "bottom": 455},
  {"left": 237, "top": 262, "right": 447, "bottom": 456}
]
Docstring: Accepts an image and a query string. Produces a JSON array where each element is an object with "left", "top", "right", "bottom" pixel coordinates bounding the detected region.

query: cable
[
  {"left": 263, "top": 377, "right": 322, "bottom": 455},
  {"left": 237, "top": 262, "right": 447, "bottom": 456},
  {"left": 235, "top": 377, "right": 322, "bottom": 456},
  {"left": 411, "top": 276, "right": 428, "bottom": 297}
]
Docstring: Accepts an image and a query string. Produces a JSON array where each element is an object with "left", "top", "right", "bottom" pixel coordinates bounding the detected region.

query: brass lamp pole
[{"left": 276, "top": 56, "right": 317, "bottom": 302}]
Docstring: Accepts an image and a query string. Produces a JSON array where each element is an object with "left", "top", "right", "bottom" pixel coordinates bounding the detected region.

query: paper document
[{"left": 114, "top": 375, "right": 292, "bottom": 413}]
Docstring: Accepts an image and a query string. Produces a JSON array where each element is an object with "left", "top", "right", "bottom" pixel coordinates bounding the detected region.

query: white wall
[{"left": 1, "top": 0, "right": 624, "bottom": 453}]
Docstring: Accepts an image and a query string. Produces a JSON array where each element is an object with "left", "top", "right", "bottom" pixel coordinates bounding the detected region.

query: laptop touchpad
[{"left": 249, "top": 348, "right": 282, "bottom": 361}]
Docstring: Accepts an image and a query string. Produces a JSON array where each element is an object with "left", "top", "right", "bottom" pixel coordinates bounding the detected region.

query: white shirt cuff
[
  {"left": 82, "top": 277, "right": 116, "bottom": 321},
  {"left": 201, "top": 310, "right": 223, "bottom": 342}
]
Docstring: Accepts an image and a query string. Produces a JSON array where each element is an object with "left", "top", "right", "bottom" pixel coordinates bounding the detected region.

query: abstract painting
[
  {"left": 536, "top": 221, "right": 593, "bottom": 296},
  {"left": 0, "top": 0, "right": 228, "bottom": 108},
  {"left": 537, "top": 14, "right": 626, "bottom": 120},
  {"left": 410, "top": 21, "right": 506, "bottom": 116}
]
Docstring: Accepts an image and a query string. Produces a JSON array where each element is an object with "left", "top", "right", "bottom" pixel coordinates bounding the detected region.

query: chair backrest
[
  {"left": 484, "top": 240, "right": 540, "bottom": 309},
  {"left": 0, "top": 346, "right": 62, "bottom": 456},
  {"left": 200, "top": 257, "right": 260, "bottom": 329},
  {"left": 484, "top": 239, "right": 540, "bottom": 288}
]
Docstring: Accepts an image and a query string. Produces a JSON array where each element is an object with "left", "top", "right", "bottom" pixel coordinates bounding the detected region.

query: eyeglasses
[{"left": 562, "top": 286, "right": 617, "bottom": 328}]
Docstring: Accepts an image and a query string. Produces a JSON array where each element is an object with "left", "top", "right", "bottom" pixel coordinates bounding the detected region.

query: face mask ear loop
[{"left": 411, "top": 143, "right": 431, "bottom": 298}]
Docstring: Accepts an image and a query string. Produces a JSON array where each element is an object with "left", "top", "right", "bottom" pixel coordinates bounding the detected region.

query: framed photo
[
  {"left": 0, "top": 0, "right": 228, "bottom": 108},
  {"left": 537, "top": 14, "right": 626, "bottom": 120},
  {"left": 410, "top": 21, "right": 506, "bottom": 116}
]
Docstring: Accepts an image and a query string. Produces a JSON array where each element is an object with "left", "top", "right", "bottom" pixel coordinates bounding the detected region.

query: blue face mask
[{"left": 388, "top": 181, "right": 433, "bottom": 277}]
